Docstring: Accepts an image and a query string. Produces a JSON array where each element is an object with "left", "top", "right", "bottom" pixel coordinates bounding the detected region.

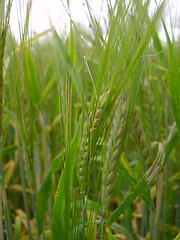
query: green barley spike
[
  {"left": 79, "top": 89, "right": 109, "bottom": 195},
  {"left": 101, "top": 98, "right": 126, "bottom": 210},
  {"left": 78, "top": 90, "right": 110, "bottom": 238}
]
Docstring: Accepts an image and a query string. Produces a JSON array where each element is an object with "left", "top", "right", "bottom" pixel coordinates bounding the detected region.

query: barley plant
[{"left": 0, "top": 0, "right": 180, "bottom": 239}]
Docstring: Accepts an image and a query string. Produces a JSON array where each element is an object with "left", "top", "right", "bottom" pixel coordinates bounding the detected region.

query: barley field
[{"left": 0, "top": 0, "right": 180, "bottom": 239}]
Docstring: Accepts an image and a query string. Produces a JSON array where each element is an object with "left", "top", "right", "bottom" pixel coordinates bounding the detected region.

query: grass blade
[
  {"left": 109, "top": 141, "right": 165, "bottom": 225},
  {"left": 53, "top": 29, "right": 82, "bottom": 100},
  {"left": 111, "top": 223, "right": 134, "bottom": 240},
  {"left": 36, "top": 171, "right": 52, "bottom": 236},
  {"left": 174, "top": 232, "right": 180, "bottom": 240},
  {"left": 23, "top": 49, "right": 41, "bottom": 107},
  {"left": 36, "top": 147, "right": 66, "bottom": 236},
  {"left": 38, "top": 75, "right": 56, "bottom": 106},
  {"left": 36, "top": 117, "right": 81, "bottom": 236},
  {"left": 162, "top": 20, "right": 180, "bottom": 136},
  {"left": 108, "top": 177, "right": 148, "bottom": 226},
  {"left": 51, "top": 171, "right": 65, "bottom": 240},
  {"left": 51, "top": 116, "right": 81, "bottom": 239},
  {"left": 119, "top": 159, "right": 152, "bottom": 207}
]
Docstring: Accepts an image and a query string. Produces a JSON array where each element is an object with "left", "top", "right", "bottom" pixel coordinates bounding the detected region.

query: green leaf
[
  {"left": 106, "top": 227, "right": 119, "bottom": 240},
  {"left": 36, "top": 116, "right": 81, "bottom": 237},
  {"left": 36, "top": 171, "right": 52, "bottom": 236},
  {"left": 18, "top": 29, "right": 51, "bottom": 51},
  {"left": 119, "top": 159, "right": 152, "bottom": 207},
  {"left": 35, "top": 148, "right": 66, "bottom": 237},
  {"left": 2, "top": 144, "right": 18, "bottom": 156},
  {"left": 53, "top": 29, "right": 82, "bottom": 100},
  {"left": 68, "top": 24, "right": 76, "bottom": 66},
  {"left": 23, "top": 50, "right": 41, "bottom": 107},
  {"left": 14, "top": 216, "right": 22, "bottom": 240},
  {"left": 111, "top": 223, "right": 134, "bottom": 240},
  {"left": 152, "top": 32, "right": 165, "bottom": 62},
  {"left": 39, "top": 76, "right": 56, "bottom": 106},
  {"left": 145, "top": 232, "right": 151, "bottom": 240},
  {"left": 108, "top": 177, "right": 148, "bottom": 225},
  {"left": 22, "top": 0, "right": 32, "bottom": 41},
  {"left": 51, "top": 117, "right": 82, "bottom": 239},
  {"left": 163, "top": 20, "right": 180, "bottom": 136},
  {"left": 165, "top": 123, "right": 179, "bottom": 163},
  {"left": 109, "top": 141, "right": 165, "bottom": 225},
  {"left": 4, "top": 29, "right": 51, "bottom": 77},
  {"left": 36, "top": 148, "right": 65, "bottom": 237},
  {"left": 3, "top": 110, "right": 14, "bottom": 131},
  {"left": 51, "top": 171, "right": 65, "bottom": 240},
  {"left": 114, "top": 0, "right": 166, "bottom": 96},
  {"left": 50, "top": 149, "right": 65, "bottom": 174},
  {"left": 145, "top": 142, "right": 165, "bottom": 183},
  {"left": 174, "top": 232, "right": 180, "bottom": 240}
]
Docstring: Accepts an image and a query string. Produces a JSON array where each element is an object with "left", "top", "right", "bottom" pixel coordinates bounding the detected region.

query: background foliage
[{"left": 0, "top": 0, "right": 180, "bottom": 239}]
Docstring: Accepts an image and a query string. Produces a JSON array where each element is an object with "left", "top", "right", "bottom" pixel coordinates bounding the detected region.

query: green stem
[
  {"left": 0, "top": 157, "right": 12, "bottom": 239},
  {"left": 0, "top": 2, "right": 12, "bottom": 237},
  {"left": 16, "top": 126, "right": 33, "bottom": 240},
  {"left": 163, "top": 96, "right": 169, "bottom": 239},
  {"left": 141, "top": 203, "right": 146, "bottom": 237},
  {"left": 0, "top": 30, "right": 5, "bottom": 141},
  {"left": 175, "top": 144, "right": 180, "bottom": 228},
  {"left": 0, "top": 138, "right": 4, "bottom": 240},
  {"left": 0, "top": 186, "right": 4, "bottom": 240}
]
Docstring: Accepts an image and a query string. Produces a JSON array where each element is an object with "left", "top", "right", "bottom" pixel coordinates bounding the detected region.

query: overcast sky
[{"left": 9, "top": 0, "right": 180, "bottom": 42}]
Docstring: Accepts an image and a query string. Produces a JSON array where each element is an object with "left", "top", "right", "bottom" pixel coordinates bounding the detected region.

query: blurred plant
[{"left": 1, "top": 0, "right": 180, "bottom": 239}]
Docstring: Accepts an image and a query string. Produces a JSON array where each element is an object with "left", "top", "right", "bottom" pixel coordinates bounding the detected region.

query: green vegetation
[{"left": 0, "top": 0, "right": 180, "bottom": 239}]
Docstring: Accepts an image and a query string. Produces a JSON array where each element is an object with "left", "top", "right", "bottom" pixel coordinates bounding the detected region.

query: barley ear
[
  {"left": 79, "top": 89, "right": 110, "bottom": 195},
  {"left": 101, "top": 99, "right": 126, "bottom": 210}
]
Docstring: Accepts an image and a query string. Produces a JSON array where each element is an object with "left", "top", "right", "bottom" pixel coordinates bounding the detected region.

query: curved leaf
[
  {"left": 106, "top": 227, "right": 119, "bottom": 240},
  {"left": 111, "top": 223, "right": 134, "bottom": 240},
  {"left": 108, "top": 177, "right": 148, "bottom": 226},
  {"left": 109, "top": 141, "right": 165, "bottom": 225},
  {"left": 145, "top": 141, "right": 165, "bottom": 183}
]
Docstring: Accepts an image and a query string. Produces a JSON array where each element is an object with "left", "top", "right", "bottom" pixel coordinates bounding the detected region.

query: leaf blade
[
  {"left": 53, "top": 29, "right": 82, "bottom": 100},
  {"left": 162, "top": 20, "right": 180, "bottom": 136}
]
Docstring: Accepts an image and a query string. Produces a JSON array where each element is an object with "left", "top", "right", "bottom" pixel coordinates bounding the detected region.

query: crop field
[{"left": 0, "top": 0, "right": 180, "bottom": 239}]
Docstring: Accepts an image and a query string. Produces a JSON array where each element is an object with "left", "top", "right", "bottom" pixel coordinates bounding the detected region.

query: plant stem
[
  {"left": 0, "top": 2, "right": 11, "bottom": 238},
  {"left": 141, "top": 203, "right": 146, "bottom": 237},
  {"left": 0, "top": 146, "right": 13, "bottom": 239},
  {"left": 0, "top": 25, "right": 5, "bottom": 144},
  {"left": 0, "top": 186, "right": 4, "bottom": 240},
  {"left": 16, "top": 121, "right": 33, "bottom": 240},
  {"left": 175, "top": 144, "right": 180, "bottom": 228}
]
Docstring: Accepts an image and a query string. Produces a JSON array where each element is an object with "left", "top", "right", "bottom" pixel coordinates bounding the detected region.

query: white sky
[{"left": 9, "top": 0, "right": 180, "bottom": 42}]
